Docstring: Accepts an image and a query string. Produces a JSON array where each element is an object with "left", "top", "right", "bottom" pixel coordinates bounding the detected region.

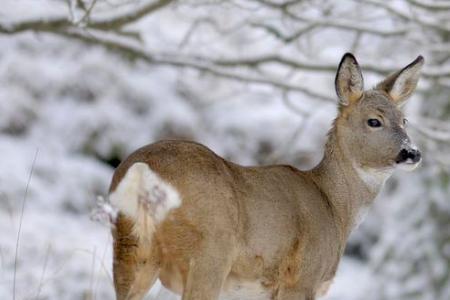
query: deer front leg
[
  {"left": 278, "top": 286, "right": 315, "bottom": 300},
  {"left": 316, "top": 279, "right": 333, "bottom": 297},
  {"left": 182, "top": 238, "right": 234, "bottom": 300}
]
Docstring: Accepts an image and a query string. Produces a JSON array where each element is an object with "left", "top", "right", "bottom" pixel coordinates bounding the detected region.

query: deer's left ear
[{"left": 376, "top": 56, "right": 424, "bottom": 107}]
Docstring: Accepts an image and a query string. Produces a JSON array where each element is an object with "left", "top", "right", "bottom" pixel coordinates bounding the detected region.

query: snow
[
  {"left": 323, "top": 258, "right": 371, "bottom": 300},
  {"left": 1, "top": 0, "right": 449, "bottom": 299}
]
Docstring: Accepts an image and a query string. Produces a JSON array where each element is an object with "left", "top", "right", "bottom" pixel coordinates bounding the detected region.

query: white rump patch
[{"left": 109, "top": 162, "right": 181, "bottom": 241}]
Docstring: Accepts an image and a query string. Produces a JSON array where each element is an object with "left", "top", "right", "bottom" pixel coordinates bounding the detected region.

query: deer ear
[
  {"left": 335, "top": 53, "right": 364, "bottom": 106},
  {"left": 376, "top": 56, "right": 424, "bottom": 107}
]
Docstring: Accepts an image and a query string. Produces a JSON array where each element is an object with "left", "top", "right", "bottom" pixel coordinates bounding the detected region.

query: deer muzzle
[{"left": 396, "top": 147, "right": 422, "bottom": 165}]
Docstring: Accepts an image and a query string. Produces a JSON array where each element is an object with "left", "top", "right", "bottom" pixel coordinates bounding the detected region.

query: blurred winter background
[{"left": 0, "top": 0, "right": 449, "bottom": 299}]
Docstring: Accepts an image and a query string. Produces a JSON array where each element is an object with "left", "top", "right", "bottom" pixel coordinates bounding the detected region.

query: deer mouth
[{"left": 395, "top": 148, "right": 422, "bottom": 171}]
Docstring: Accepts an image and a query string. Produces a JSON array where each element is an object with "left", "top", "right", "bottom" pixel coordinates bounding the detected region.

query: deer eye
[
  {"left": 367, "top": 119, "right": 382, "bottom": 128},
  {"left": 403, "top": 118, "right": 408, "bottom": 125}
]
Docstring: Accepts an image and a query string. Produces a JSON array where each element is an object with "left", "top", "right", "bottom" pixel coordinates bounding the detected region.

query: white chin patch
[{"left": 396, "top": 159, "right": 421, "bottom": 171}]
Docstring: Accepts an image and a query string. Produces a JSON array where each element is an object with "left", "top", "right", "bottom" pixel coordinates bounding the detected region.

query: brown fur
[{"left": 109, "top": 53, "right": 423, "bottom": 300}]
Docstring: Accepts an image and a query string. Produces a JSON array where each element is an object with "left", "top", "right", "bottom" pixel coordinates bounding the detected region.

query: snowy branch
[
  {"left": 207, "top": 55, "right": 394, "bottom": 75},
  {"left": 411, "top": 123, "right": 450, "bottom": 144},
  {"left": 251, "top": 18, "right": 409, "bottom": 41},
  {"left": 0, "top": 18, "right": 72, "bottom": 35},
  {"left": 89, "top": 0, "right": 174, "bottom": 30},
  {"left": 55, "top": 28, "right": 336, "bottom": 102},
  {"left": 361, "top": 0, "right": 450, "bottom": 33},
  {"left": 2, "top": 0, "right": 450, "bottom": 103},
  {"left": 407, "top": 0, "right": 450, "bottom": 11},
  {"left": 0, "top": 0, "right": 174, "bottom": 35}
]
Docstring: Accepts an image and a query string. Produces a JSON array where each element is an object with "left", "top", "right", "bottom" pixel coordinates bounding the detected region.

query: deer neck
[{"left": 309, "top": 123, "right": 393, "bottom": 237}]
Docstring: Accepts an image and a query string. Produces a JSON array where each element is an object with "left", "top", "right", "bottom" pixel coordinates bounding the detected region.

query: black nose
[{"left": 396, "top": 148, "right": 421, "bottom": 164}]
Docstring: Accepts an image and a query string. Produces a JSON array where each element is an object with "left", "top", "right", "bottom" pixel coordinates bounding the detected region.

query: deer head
[{"left": 334, "top": 53, "right": 424, "bottom": 172}]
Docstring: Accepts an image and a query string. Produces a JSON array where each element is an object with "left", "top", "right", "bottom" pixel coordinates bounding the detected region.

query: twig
[
  {"left": 0, "top": 0, "right": 174, "bottom": 34},
  {"left": 251, "top": 18, "right": 408, "bottom": 42},
  {"left": 89, "top": 247, "right": 97, "bottom": 300},
  {"left": 77, "top": 0, "right": 99, "bottom": 26},
  {"left": 0, "top": 245, "right": 4, "bottom": 277},
  {"left": 360, "top": 0, "right": 450, "bottom": 33},
  {"left": 407, "top": 0, "right": 450, "bottom": 11},
  {"left": 35, "top": 244, "right": 52, "bottom": 300},
  {"left": 34, "top": 246, "right": 113, "bottom": 290},
  {"left": 89, "top": 0, "right": 174, "bottom": 30},
  {"left": 13, "top": 148, "right": 39, "bottom": 300},
  {"left": 93, "top": 235, "right": 112, "bottom": 299},
  {"left": 66, "top": 0, "right": 76, "bottom": 23},
  {"left": 409, "top": 123, "right": 450, "bottom": 144},
  {"left": 281, "top": 90, "right": 312, "bottom": 116}
]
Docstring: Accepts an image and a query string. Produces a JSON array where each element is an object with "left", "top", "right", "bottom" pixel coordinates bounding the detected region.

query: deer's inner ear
[
  {"left": 376, "top": 56, "right": 424, "bottom": 107},
  {"left": 335, "top": 53, "right": 364, "bottom": 106}
]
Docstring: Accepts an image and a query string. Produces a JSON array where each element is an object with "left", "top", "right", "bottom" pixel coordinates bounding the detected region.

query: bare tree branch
[
  {"left": 250, "top": 23, "right": 315, "bottom": 43},
  {"left": 77, "top": 0, "right": 98, "bottom": 26},
  {"left": 410, "top": 123, "right": 450, "bottom": 144},
  {"left": 3, "top": 17, "right": 450, "bottom": 79},
  {"left": 361, "top": 0, "right": 450, "bottom": 34},
  {"left": 256, "top": 0, "right": 301, "bottom": 9},
  {"left": 90, "top": 0, "right": 174, "bottom": 30},
  {"left": 0, "top": 0, "right": 174, "bottom": 35},
  {"left": 0, "top": 18, "right": 73, "bottom": 35},
  {"left": 2, "top": 0, "right": 450, "bottom": 108},
  {"left": 55, "top": 28, "right": 335, "bottom": 102},
  {"left": 204, "top": 54, "right": 399, "bottom": 76},
  {"left": 251, "top": 17, "right": 408, "bottom": 42},
  {"left": 407, "top": 0, "right": 450, "bottom": 11}
]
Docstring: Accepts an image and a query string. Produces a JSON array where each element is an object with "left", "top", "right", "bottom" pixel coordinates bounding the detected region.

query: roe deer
[{"left": 109, "top": 53, "right": 424, "bottom": 300}]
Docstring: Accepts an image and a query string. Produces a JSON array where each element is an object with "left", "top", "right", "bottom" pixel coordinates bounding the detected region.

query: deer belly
[{"left": 221, "top": 279, "right": 271, "bottom": 300}]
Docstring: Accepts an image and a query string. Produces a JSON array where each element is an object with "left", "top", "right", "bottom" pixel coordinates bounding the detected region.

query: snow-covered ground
[{"left": 0, "top": 203, "right": 369, "bottom": 300}]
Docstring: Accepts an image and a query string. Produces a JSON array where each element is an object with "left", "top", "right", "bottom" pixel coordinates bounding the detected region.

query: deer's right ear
[
  {"left": 375, "top": 56, "right": 424, "bottom": 107},
  {"left": 335, "top": 53, "right": 364, "bottom": 106}
]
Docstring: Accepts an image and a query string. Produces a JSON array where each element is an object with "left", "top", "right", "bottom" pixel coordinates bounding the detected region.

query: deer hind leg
[
  {"left": 110, "top": 162, "right": 182, "bottom": 300},
  {"left": 113, "top": 214, "right": 160, "bottom": 300},
  {"left": 182, "top": 237, "right": 234, "bottom": 300}
]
